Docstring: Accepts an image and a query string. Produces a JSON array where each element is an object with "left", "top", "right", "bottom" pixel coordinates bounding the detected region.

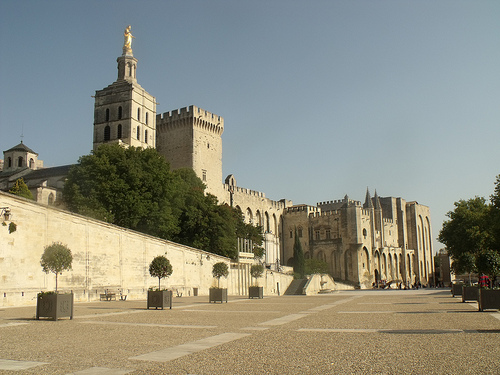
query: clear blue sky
[{"left": 1, "top": 1, "right": 499, "bottom": 253}]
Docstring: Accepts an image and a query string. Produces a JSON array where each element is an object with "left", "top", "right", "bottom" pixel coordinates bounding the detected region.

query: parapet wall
[
  {"left": 157, "top": 105, "right": 223, "bottom": 126},
  {"left": 0, "top": 192, "right": 292, "bottom": 307}
]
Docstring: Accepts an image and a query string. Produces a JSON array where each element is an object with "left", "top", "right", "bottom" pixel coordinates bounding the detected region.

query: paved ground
[{"left": 1, "top": 288, "right": 499, "bottom": 374}]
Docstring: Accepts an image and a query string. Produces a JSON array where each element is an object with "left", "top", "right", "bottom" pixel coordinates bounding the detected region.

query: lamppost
[{"left": 0, "top": 207, "right": 11, "bottom": 221}]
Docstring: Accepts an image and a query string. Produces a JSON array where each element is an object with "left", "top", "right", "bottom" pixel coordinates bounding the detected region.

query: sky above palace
[{"left": 1, "top": 1, "right": 499, "bottom": 253}]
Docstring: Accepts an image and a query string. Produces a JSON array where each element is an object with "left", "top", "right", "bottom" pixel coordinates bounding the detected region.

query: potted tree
[
  {"left": 37, "top": 242, "right": 73, "bottom": 320},
  {"left": 209, "top": 262, "right": 229, "bottom": 303},
  {"left": 249, "top": 264, "right": 264, "bottom": 299},
  {"left": 477, "top": 250, "right": 500, "bottom": 311},
  {"left": 147, "top": 255, "right": 173, "bottom": 310}
]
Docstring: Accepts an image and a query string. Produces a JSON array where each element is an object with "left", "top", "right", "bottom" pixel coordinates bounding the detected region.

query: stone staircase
[{"left": 284, "top": 279, "right": 308, "bottom": 295}]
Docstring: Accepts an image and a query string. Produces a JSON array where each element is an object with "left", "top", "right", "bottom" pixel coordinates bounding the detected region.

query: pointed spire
[
  {"left": 364, "top": 188, "right": 373, "bottom": 209},
  {"left": 373, "top": 190, "right": 382, "bottom": 210}
]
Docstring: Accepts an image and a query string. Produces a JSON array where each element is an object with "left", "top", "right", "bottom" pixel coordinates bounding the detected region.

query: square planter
[
  {"left": 147, "top": 290, "right": 172, "bottom": 310},
  {"left": 451, "top": 283, "right": 463, "bottom": 297},
  {"left": 478, "top": 289, "right": 500, "bottom": 311},
  {"left": 462, "top": 286, "right": 479, "bottom": 302},
  {"left": 209, "top": 288, "right": 228, "bottom": 303},
  {"left": 36, "top": 293, "right": 74, "bottom": 320},
  {"left": 249, "top": 286, "right": 263, "bottom": 299}
]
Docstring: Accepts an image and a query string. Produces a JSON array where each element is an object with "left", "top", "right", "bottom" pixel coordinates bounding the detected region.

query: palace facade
[{"left": 0, "top": 30, "right": 434, "bottom": 288}]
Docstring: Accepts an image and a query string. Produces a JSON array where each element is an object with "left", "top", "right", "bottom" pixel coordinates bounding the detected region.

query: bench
[{"left": 100, "top": 293, "right": 116, "bottom": 301}]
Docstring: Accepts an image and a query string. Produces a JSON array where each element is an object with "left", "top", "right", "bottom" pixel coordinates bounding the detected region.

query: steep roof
[{"left": 3, "top": 141, "right": 38, "bottom": 155}]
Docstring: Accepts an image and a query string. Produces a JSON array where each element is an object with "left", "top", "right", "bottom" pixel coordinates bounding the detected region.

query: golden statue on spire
[{"left": 123, "top": 25, "right": 135, "bottom": 54}]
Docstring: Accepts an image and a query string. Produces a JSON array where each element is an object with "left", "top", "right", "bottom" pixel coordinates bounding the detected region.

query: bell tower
[{"left": 93, "top": 26, "right": 156, "bottom": 151}]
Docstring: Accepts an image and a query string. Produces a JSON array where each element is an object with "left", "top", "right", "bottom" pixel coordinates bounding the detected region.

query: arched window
[
  {"left": 145, "top": 112, "right": 148, "bottom": 125},
  {"left": 118, "top": 106, "right": 122, "bottom": 119},
  {"left": 18, "top": 156, "right": 23, "bottom": 167},
  {"left": 145, "top": 129, "right": 148, "bottom": 144},
  {"left": 104, "top": 125, "right": 111, "bottom": 141},
  {"left": 105, "top": 108, "right": 110, "bottom": 121},
  {"left": 117, "top": 124, "right": 122, "bottom": 139},
  {"left": 29, "top": 158, "right": 35, "bottom": 168},
  {"left": 7, "top": 157, "right": 12, "bottom": 168},
  {"left": 137, "top": 108, "right": 141, "bottom": 121},
  {"left": 136, "top": 126, "right": 140, "bottom": 140},
  {"left": 48, "top": 193, "right": 55, "bottom": 205},
  {"left": 265, "top": 212, "right": 270, "bottom": 232},
  {"left": 128, "top": 63, "right": 132, "bottom": 77},
  {"left": 363, "top": 228, "right": 367, "bottom": 239}
]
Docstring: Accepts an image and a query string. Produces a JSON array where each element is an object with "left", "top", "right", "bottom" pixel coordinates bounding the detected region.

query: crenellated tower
[
  {"left": 156, "top": 105, "right": 224, "bottom": 197},
  {"left": 93, "top": 26, "right": 156, "bottom": 152}
]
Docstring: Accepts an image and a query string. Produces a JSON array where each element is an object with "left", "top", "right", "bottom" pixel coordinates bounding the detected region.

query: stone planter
[
  {"left": 249, "top": 286, "right": 263, "bottom": 299},
  {"left": 462, "top": 286, "right": 479, "bottom": 302},
  {"left": 36, "top": 293, "right": 74, "bottom": 320},
  {"left": 478, "top": 289, "right": 500, "bottom": 311},
  {"left": 451, "top": 283, "right": 463, "bottom": 297},
  {"left": 209, "top": 288, "right": 228, "bottom": 303},
  {"left": 147, "top": 290, "right": 172, "bottom": 310}
]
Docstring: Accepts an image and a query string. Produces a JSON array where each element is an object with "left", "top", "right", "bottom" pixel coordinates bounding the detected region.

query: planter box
[
  {"left": 147, "top": 290, "right": 172, "bottom": 310},
  {"left": 36, "top": 293, "right": 73, "bottom": 321},
  {"left": 249, "top": 286, "right": 263, "bottom": 299},
  {"left": 462, "top": 286, "right": 479, "bottom": 302},
  {"left": 209, "top": 288, "right": 228, "bottom": 303},
  {"left": 478, "top": 289, "right": 500, "bottom": 311},
  {"left": 451, "top": 283, "right": 463, "bottom": 297}
]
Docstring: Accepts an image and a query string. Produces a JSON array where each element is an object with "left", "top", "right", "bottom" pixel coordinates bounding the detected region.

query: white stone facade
[{"left": 0, "top": 192, "right": 292, "bottom": 307}]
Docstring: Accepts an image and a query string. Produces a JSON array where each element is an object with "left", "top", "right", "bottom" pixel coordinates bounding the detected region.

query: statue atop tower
[{"left": 123, "top": 25, "right": 134, "bottom": 55}]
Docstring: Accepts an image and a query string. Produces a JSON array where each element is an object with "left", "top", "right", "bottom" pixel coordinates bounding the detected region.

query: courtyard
[{"left": 0, "top": 289, "right": 499, "bottom": 374}]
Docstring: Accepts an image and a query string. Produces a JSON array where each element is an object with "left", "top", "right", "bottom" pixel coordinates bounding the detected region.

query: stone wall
[{"left": 0, "top": 192, "right": 293, "bottom": 307}]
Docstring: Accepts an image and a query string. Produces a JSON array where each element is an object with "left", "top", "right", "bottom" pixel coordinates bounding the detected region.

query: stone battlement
[
  {"left": 309, "top": 210, "right": 341, "bottom": 218},
  {"left": 285, "top": 205, "right": 319, "bottom": 215},
  {"left": 157, "top": 105, "right": 224, "bottom": 126}
]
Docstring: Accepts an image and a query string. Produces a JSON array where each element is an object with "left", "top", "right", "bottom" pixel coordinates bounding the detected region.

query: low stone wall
[{"left": 0, "top": 192, "right": 292, "bottom": 307}]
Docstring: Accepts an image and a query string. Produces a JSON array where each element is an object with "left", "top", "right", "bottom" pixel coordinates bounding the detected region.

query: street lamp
[{"left": 0, "top": 207, "right": 11, "bottom": 221}]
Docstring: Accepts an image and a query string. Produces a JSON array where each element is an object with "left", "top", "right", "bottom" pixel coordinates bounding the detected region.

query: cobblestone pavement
[{"left": 1, "top": 289, "right": 499, "bottom": 374}]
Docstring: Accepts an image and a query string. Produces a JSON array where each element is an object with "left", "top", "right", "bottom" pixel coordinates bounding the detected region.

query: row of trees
[
  {"left": 438, "top": 174, "right": 500, "bottom": 285},
  {"left": 63, "top": 144, "right": 263, "bottom": 259}
]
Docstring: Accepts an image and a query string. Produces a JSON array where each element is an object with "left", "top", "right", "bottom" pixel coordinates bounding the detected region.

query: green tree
[
  {"left": 63, "top": 145, "right": 251, "bottom": 258},
  {"left": 250, "top": 264, "right": 264, "bottom": 286},
  {"left": 40, "top": 242, "right": 73, "bottom": 292},
  {"left": 293, "top": 227, "right": 305, "bottom": 279},
  {"left": 476, "top": 249, "right": 500, "bottom": 286},
  {"left": 212, "top": 262, "right": 229, "bottom": 288},
  {"left": 305, "top": 258, "right": 329, "bottom": 275},
  {"left": 63, "top": 144, "right": 179, "bottom": 238},
  {"left": 450, "top": 252, "right": 476, "bottom": 285},
  {"left": 9, "top": 178, "right": 33, "bottom": 200},
  {"left": 149, "top": 255, "right": 173, "bottom": 290},
  {"left": 438, "top": 197, "right": 494, "bottom": 273}
]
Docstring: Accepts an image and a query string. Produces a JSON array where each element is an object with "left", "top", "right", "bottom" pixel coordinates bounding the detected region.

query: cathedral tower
[
  {"left": 156, "top": 105, "right": 224, "bottom": 197},
  {"left": 93, "top": 26, "right": 156, "bottom": 151}
]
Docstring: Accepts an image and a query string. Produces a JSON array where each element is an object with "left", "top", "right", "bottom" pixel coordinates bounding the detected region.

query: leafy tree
[
  {"left": 450, "top": 252, "right": 476, "bottom": 285},
  {"left": 253, "top": 246, "right": 265, "bottom": 260},
  {"left": 250, "top": 264, "right": 264, "bottom": 286},
  {"left": 40, "top": 242, "right": 73, "bottom": 292},
  {"left": 149, "top": 255, "right": 173, "bottom": 290},
  {"left": 438, "top": 197, "right": 493, "bottom": 271},
  {"left": 212, "top": 262, "right": 229, "bottom": 288},
  {"left": 9, "top": 178, "right": 33, "bottom": 200},
  {"left": 63, "top": 145, "right": 254, "bottom": 258},
  {"left": 476, "top": 249, "right": 500, "bottom": 286},
  {"left": 305, "top": 258, "right": 329, "bottom": 275},
  {"left": 293, "top": 227, "right": 305, "bottom": 279},
  {"left": 64, "top": 144, "right": 179, "bottom": 238}
]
